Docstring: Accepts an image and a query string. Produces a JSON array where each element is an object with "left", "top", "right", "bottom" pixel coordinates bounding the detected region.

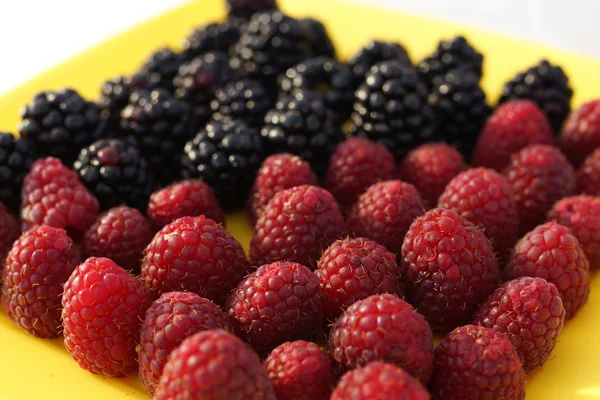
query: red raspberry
[
  {"left": 250, "top": 185, "right": 344, "bottom": 269},
  {"left": 398, "top": 142, "right": 465, "bottom": 207},
  {"left": 430, "top": 325, "right": 525, "bottom": 400},
  {"left": 82, "top": 206, "right": 152, "bottom": 273},
  {"left": 226, "top": 261, "right": 322, "bottom": 352},
  {"left": 2, "top": 226, "right": 80, "bottom": 337},
  {"left": 316, "top": 237, "right": 403, "bottom": 322},
  {"left": 20, "top": 157, "right": 99, "bottom": 234},
  {"left": 139, "top": 292, "right": 231, "bottom": 394},
  {"left": 558, "top": 100, "right": 600, "bottom": 166},
  {"left": 504, "top": 221, "right": 590, "bottom": 319},
  {"left": 331, "top": 361, "right": 430, "bottom": 400},
  {"left": 577, "top": 147, "right": 600, "bottom": 195},
  {"left": 324, "top": 137, "right": 395, "bottom": 212},
  {"left": 473, "top": 276, "right": 565, "bottom": 373},
  {"left": 147, "top": 179, "right": 224, "bottom": 230},
  {"left": 504, "top": 144, "right": 575, "bottom": 234},
  {"left": 328, "top": 294, "right": 434, "bottom": 383},
  {"left": 61, "top": 257, "right": 152, "bottom": 377},
  {"left": 142, "top": 215, "right": 251, "bottom": 305},
  {"left": 247, "top": 153, "right": 318, "bottom": 224},
  {"left": 346, "top": 180, "right": 425, "bottom": 254},
  {"left": 401, "top": 208, "right": 499, "bottom": 331},
  {"left": 155, "top": 329, "right": 276, "bottom": 400},
  {"left": 472, "top": 100, "right": 554, "bottom": 171},
  {"left": 264, "top": 340, "right": 335, "bottom": 400},
  {"left": 549, "top": 195, "right": 600, "bottom": 270},
  {"left": 0, "top": 203, "right": 20, "bottom": 264},
  {"left": 438, "top": 168, "right": 519, "bottom": 257}
]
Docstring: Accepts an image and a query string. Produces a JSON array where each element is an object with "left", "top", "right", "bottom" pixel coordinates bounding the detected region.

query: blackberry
[
  {"left": 499, "top": 59, "right": 573, "bottom": 133},
  {"left": 418, "top": 36, "right": 483, "bottom": 88},
  {"left": 19, "top": 88, "right": 108, "bottom": 165},
  {"left": 300, "top": 18, "right": 336, "bottom": 59},
  {"left": 279, "top": 57, "right": 354, "bottom": 121},
  {"left": 74, "top": 139, "right": 153, "bottom": 211},
  {"left": 137, "top": 47, "right": 186, "bottom": 92},
  {"left": 226, "top": 0, "right": 278, "bottom": 27},
  {"left": 0, "top": 133, "right": 35, "bottom": 212},
  {"left": 348, "top": 40, "right": 411, "bottom": 84},
  {"left": 262, "top": 90, "right": 344, "bottom": 177},
  {"left": 350, "top": 61, "right": 437, "bottom": 161},
  {"left": 210, "top": 79, "right": 272, "bottom": 127},
  {"left": 181, "top": 22, "right": 240, "bottom": 60},
  {"left": 181, "top": 120, "right": 264, "bottom": 211},
  {"left": 97, "top": 74, "right": 146, "bottom": 130}
]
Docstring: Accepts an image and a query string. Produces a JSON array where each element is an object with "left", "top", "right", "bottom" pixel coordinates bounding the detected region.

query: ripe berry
[
  {"left": 0, "top": 132, "right": 36, "bottom": 212},
  {"left": 137, "top": 47, "right": 186, "bottom": 92},
  {"left": 182, "top": 22, "right": 241, "bottom": 61},
  {"left": 577, "top": 147, "right": 600, "bottom": 195},
  {"left": 211, "top": 79, "right": 272, "bottom": 128},
  {"left": 401, "top": 208, "right": 499, "bottom": 331},
  {"left": 558, "top": 100, "right": 600, "bottom": 166},
  {"left": 348, "top": 40, "right": 411, "bottom": 84},
  {"left": 0, "top": 203, "right": 20, "bottom": 263}
]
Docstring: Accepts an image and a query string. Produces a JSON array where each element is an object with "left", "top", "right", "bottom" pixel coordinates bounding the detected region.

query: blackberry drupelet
[
  {"left": 226, "top": 0, "right": 278, "bottom": 27},
  {"left": 0, "top": 133, "right": 35, "bottom": 212},
  {"left": 210, "top": 79, "right": 272, "bottom": 127},
  {"left": 19, "top": 88, "right": 108, "bottom": 165},
  {"left": 97, "top": 74, "right": 146, "bottom": 130},
  {"left": 137, "top": 47, "right": 187, "bottom": 92},
  {"left": 348, "top": 40, "right": 411, "bottom": 84},
  {"left": 181, "top": 120, "right": 264, "bottom": 211},
  {"left": 261, "top": 90, "right": 345, "bottom": 177},
  {"left": 350, "top": 61, "right": 437, "bottom": 161},
  {"left": 181, "top": 22, "right": 240, "bottom": 60},
  {"left": 74, "top": 139, "right": 153, "bottom": 211},
  {"left": 499, "top": 60, "right": 573, "bottom": 133},
  {"left": 300, "top": 18, "right": 336, "bottom": 59}
]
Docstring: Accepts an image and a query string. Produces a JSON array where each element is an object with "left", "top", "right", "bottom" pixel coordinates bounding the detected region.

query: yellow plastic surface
[{"left": 0, "top": 0, "right": 599, "bottom": 398}]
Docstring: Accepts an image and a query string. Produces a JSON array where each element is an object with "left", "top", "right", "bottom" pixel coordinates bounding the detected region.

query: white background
[{"left": 0, "top": 0, "right": 598, "bottom": 95}]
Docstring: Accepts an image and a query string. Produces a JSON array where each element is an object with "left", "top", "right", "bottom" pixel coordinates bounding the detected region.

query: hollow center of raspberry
[{"left": 97, "top": 147, "right": 120, "bottom": 165}]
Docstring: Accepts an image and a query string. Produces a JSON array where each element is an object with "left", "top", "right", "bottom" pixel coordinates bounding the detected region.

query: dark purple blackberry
[
  {"left": 300, "top": 18, "right": 336, "bottom": 59},
  {"left": 350, "top": 61, "right": 437, "bottom": 161},
  {"left": 73, "top": 139, "right": 153, "bottom": 210},
  {"left": 499, "top": 59, "right": 573, "bottom": 133},
  {"left": 262, "top": 90, "right": 344, "bottom": 177},
  {"left": 97, "top": 74, "right": 146, "bottom": 130},
  {"left": 226, "top": 0, "right": 278, "bottom": 27},
  {"left": 210, "top": 79, "right": 272, "bottom": 127},
  {"left": 137, "top": 47, "right": 187, "bottom": 92},
  {"left": 181, "top": 120, "right": 264, "bottom": 211},
  {"left": 0, "top": 133, "right": 35, "bottom": 212},
  {"left": 181, "top": 22, "right": 240, "bottom": 60},
  {"left": 418, "top": 36, "right": 483, "bottom": 89},
  {"left": 348, "top": 40, "right": 411, "bottom": 84},
  {"left": 18, "top": 88, "right": 108, "bottom": 165}
]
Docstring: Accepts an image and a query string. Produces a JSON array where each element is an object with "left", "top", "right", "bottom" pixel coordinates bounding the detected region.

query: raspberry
[
  {"left": 558, "top": 100, "right": 600, "bottom": 166},
  {"left": 147, "top": 180, "right": 225, "bottom": 230},
  {"left": 471, "top": 100, "right": 554, "bottom": 172},
  {"left": 504, "top": 144, "right": 575, "bottom": 234},
  {"left": 504, "top": 221, "right": 590, "bottom": 319},
  {"left": 247, "top": 153, "right": 318, "bottom": 224},
  {"left": 155, "top": 329, "right": 276, "bottom": 400},
  {"left": 577, "top": 147, "right": 600, "bottom": 195},
  {"left": 264, "top": 340, "right": 335, "bottom": 400},
  {"left": 324, "top": 137, "right": 395, "bottom": 212},
  {"left": 82, "top": 206, "right": 153, "bottom": 273},
  {"left": 139, "top": 292, "right": 231, "bottom": 394},
  {"left": 473, "top": 277, "right": 565, "bottom": 373},
  {"left": 316, "top": 238, "right": 403, "bottom": 322},
  {"left": 549, "top": 195, "right": 600, "bottom": 270},
  {"left": 397, "top": 143, "right": 465, "bottom": 207},
  {"left": 62, "top": 257, "right": 152, "bottom": 377},
  {"left": 0, "top": 203, "right": 20, "bottom": 264},
  {"left": 430, "top": 325, "right": 526, "bottom": 400},
  {"left": 346, "top": 180, "right": 425, "bottom": 254},
  {"left": 142, "top": 216, "right": 251, "bottom": 306},
  {"left": 2, "top": 226, "right": 80, "bottom": 337},
  {"left": 250, "top": 185, "right": 344, "bottom": 269},
  {"left": 226, "top": 261, "right": 322, "bottom": 352},
  {"left": 401, "top": 208, "right": 499, "bottom": 331},
  {"left": 438, "top": 168, "right": 519, "bottom": 257},
  {"left": 328, "top": 294, "right": 434, "bottom": 382}
]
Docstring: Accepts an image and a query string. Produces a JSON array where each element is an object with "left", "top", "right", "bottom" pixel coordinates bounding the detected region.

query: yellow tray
[{"left": 1, "top": 0, "right": 599, "bottom": 399}]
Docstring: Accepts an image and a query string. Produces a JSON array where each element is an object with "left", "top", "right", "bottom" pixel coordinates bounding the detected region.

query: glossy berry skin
[
  {"left": 264, "top": 340, "right": 335, "bottom": 400},
  {"left": 504, "top": 144, "right": 575, "bottom": 234},
  {"left": 2, "top": 226, "right": 80, "bottom": 338},
  {"left": 0, "top": 133, "right": 36, "bottom": 212},
  {"left": 250, "top": 185, "right": 344, "bottom": 269},
  {"left": 577, "top": 147, "right": 600, "bottom": 195},
  {"left": 398, "top": 143, "right": 465, "bottom": 207},
  {"left": 97, "top": 74, "right": 147, "bottom": 130},
  {"left": 438, "top": 168, "right": 519, "bottom": 257},
  {"left": 62, "top": 257, "right": 152, "bottom": 377},
  {"left": 139, "top": 292, "right": 230, "bottom": 394},
  {"left": 142, "top": 216, "right": 251, "bottom": 306},
  {"left": 147, "top": 179, "right": 225, "bottom": 230},
  {"left": 346, "top": 180, "right": 425, "bottom": 254},
  {"left": 155, "top": 329, "right": 276, "bottom": 400},
  {"left": 226, "top": 0, "right": 278, "bottom": 24},
  {"left": 504, "top": 222, "right": 590, "bottom": 319},
  {"left": 316, "top": 238, "right": 402, "bottom": 322},
  {"left": 181, "top": 22, "right": 240, "bottom": 59},
  {"left": 137, "top": 47, "right": 186, "bottom": 92},
  {"left": 558, "top": 100, "right": 600, "bottom": 166},
  {"left": 430, "top": 325, "right": 525, "bottom": 400},
  {"left": 0, "top": 203, "right": 20, "bottom": 263},
  {"left": 549, "top": 195, "right": 600, "bottom": 270},
  {"left": 401, "top": 208, "right": 499, "bottom": 331},
  {"left": 328, "top": 294, "right": 434, "bottom": 383},
  {"left": 226, "top": 262, "right": 322, "bottom": 352},
  {"left": 82, "top": 206, "right": 153, "bottom": 273},
  {"left": 211, "top": 79, "right": 272, "bottom": 127},
  {"left": 324, "top": 137, "right": 395, "bottom": 212},
  {"left": 347, "top": 40, "right": 411, "bottom": 84}
]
